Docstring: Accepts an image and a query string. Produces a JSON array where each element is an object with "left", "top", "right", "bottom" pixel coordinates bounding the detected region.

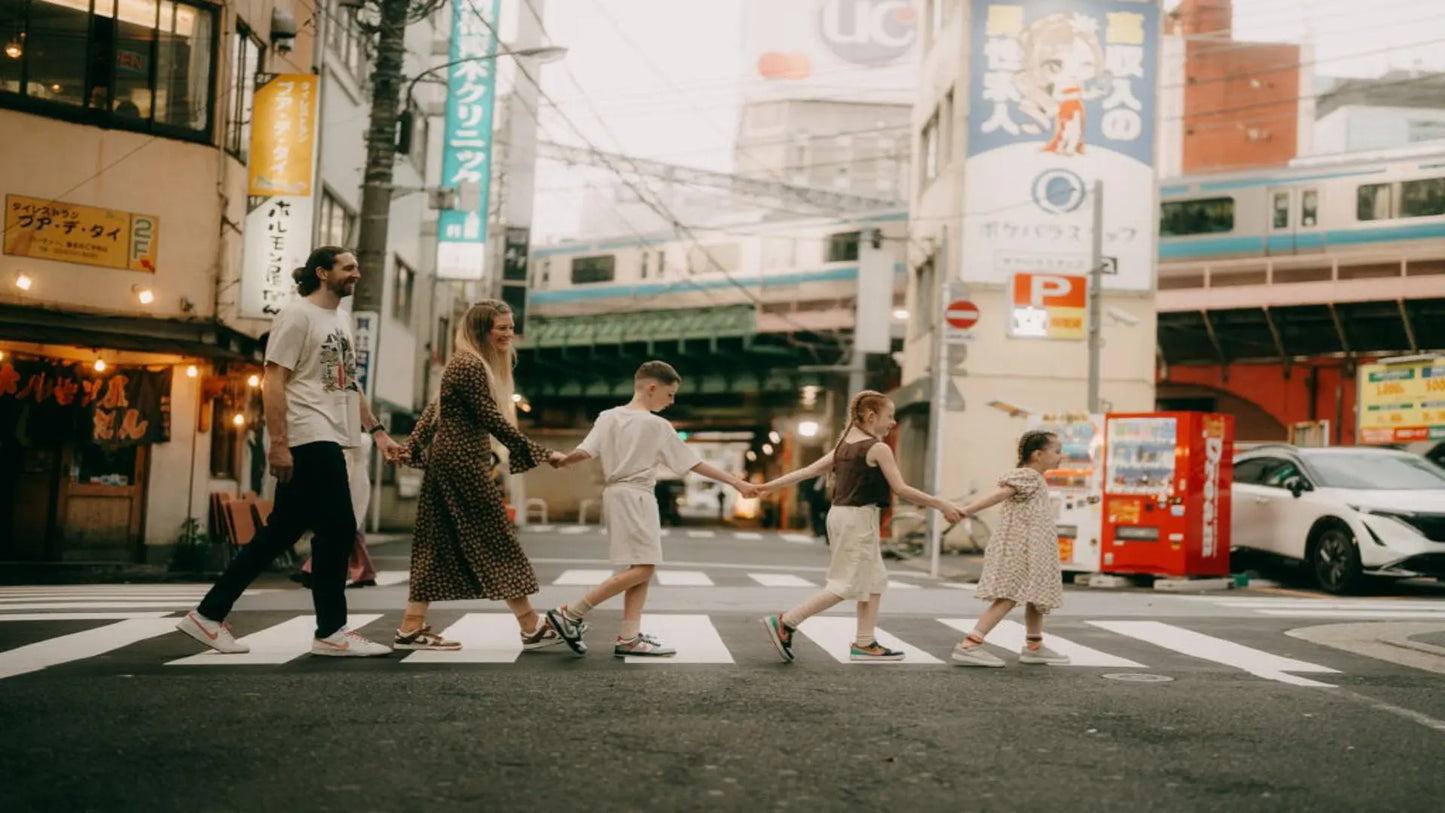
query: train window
[
  {"left": 1159, "top": 198, "right": 1233, "bottom": 236},
  {"left": 826, "top": 231, "right": 861, "bottom": 262},
  {"left": 640, "top": 253, "right": 648, "bottom": 280},
  {"left": 1400, "top": 177, "right": 1445, "bottom": 218},
  {"left": 1357, "top": 184, "right": 1391, "bottom": 221},
  {"left": 570, "top": 255, "right": 616, "bottom": 284},
  {"left": 1301, "top": 190, "right": 1318, "bottom": 227},
  {"left": 1272, "top": 193, "right": 1289, "bottom": 229}
]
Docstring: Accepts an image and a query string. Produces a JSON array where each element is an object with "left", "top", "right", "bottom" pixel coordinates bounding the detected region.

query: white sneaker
[
  {"left": 1019, "top": 644, "right": 1071, "bottom": 665},
  {"left": 310, "top": 626, "right": 392, "bottom": 657},
  {"left": 950, "top": 643, "right": 1005, "bottom": 667},
  {"left": 176, "top": 610, "right": 249, "bottom": 654}
]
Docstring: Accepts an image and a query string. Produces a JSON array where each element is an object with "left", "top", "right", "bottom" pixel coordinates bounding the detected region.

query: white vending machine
[{"left": 1027, "top": 413, "right": 1104, "bottom": 574}]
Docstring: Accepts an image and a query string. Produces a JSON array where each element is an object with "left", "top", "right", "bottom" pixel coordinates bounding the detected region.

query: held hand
[
  {"left": 547, "top": 451, "right": 567, "bottom": 468},
  {"left": 376, "top": 434, "right": 404, "bottom": 463},
  {"left": 737, "top": 482, "right": 760, "bottom": 499},
  {"left": 268, "top": 445, "right": 294, "bottom": 484},
  {"left": 941, "top": 505, "right": 965, "bottom": 524}
]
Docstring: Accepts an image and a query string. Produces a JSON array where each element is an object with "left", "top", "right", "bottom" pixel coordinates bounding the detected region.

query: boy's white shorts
[{"left": 603, "top": 484, "right": 663, "bottom": 565}]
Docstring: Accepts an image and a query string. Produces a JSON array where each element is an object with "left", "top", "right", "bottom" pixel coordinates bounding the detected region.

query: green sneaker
[{"left": 849, "top": 640, "right": 905, "bottom": 662}]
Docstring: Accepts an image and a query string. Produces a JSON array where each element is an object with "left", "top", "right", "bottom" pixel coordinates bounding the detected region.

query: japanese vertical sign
[
  {"left": 437, "top": 0, "right": 501, "bottom": 281},
  {"left": 4, "top": 195, "right": 159, "bottom": 273},
  {"left": 240, "top": 74, "right": 320, "bottom": 319},
  {"left": 963, "top": 0, "right": 1158, "bottom": 292}
]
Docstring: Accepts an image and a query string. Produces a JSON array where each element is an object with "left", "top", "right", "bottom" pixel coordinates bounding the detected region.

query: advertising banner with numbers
[
  {"left": 239, "top": 74, "right": 319, "bottom": 319},
  {"left": 1358, "top": 358, "right": 1445, "bottom": 444},
  {"left": 962, "top": 0, "right": 1158, "bottom": 292},
  {"left": 436, "top": 0, "right": 501, "bottom": 281}
]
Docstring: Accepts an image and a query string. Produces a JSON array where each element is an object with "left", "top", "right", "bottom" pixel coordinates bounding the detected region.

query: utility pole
[
  {"left": 355, "top": 0, "right": 412, "bottom": 323},
  {"left": 924, "top": 227, "right": 949, "bottom": 579},
  {"left": 1087, "top": 179, "right": 1104, "bottom": 413}
]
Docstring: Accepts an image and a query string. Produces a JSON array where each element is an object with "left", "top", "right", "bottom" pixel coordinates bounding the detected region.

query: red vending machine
[{"left": 1100, "top": 412, "right": 1235, "bottom": 577}]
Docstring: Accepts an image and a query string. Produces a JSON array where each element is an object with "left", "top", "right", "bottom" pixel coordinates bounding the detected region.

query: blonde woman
[{"left": 395, "top": 300, "right": 566, "bottom": 651}]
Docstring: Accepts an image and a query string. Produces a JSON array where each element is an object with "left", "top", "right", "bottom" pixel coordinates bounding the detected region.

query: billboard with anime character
[{"left": 962, "top": 0, "right": 1158, "bottom": 292}]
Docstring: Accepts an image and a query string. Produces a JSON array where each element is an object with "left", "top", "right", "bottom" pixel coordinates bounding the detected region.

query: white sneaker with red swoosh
[
  {"left": 176, "top": 610, "right": 249, "bottom": 654},
  {"left": 310, "top": 626, "right": 392, "bottom": 657}
]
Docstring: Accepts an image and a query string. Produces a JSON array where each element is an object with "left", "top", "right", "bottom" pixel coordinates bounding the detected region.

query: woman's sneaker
[
  {"left": 393, "top": 625, "right": 461, "bottom": 651},
  {"left": 613, "top": 632, "right": 675, "bottom": 657},
  {"left": 544, "top": 608, "right": 588, "bottom": 655},
  {"left": 1019, "top": 644, "right": 1071, "bottom": 665},
  {"left": 761, "top": 614, "right": 795, "bottom": 663},
  {"left": 950, "top": 642, "right": 1006, "bottom": 667},
  {"left": 849, "top": 641, "right": 905, "bottom": 662},
  {"left": 311, "top": 626, "right": 392, "bottom": 657},
  {"left": 175, "top": 610, "right": 249, "bottom": 654}
]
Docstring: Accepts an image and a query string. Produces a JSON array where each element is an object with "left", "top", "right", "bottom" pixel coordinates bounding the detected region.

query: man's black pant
[{"left": 198, "top": 441, "right": 355, "bottom": 638}]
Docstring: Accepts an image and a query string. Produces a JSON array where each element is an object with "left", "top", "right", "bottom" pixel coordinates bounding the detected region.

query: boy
[{"left": 547, "top": 361, "right": 757, "bottom": 657}]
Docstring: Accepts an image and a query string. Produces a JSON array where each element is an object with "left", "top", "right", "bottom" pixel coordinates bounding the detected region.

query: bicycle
[{"left": 885, "top": 490, "right": 992, "bottom": 557}]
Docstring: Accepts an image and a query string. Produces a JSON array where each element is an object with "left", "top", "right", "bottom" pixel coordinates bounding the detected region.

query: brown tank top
[{"left": 832, "top": 438, "right": 891, "bottom": 508}]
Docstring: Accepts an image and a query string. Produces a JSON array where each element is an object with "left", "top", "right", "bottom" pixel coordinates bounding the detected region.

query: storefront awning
[{"left": 0, "top": 303, "right": 264, "bottom": 362}]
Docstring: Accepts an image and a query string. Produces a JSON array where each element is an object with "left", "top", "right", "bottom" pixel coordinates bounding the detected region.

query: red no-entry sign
[{"left": 945, "top": 300, "right": 980, "bottom": 330}]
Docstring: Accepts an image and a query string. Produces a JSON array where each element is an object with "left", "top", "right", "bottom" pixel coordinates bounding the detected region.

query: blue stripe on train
[
  {"left": 528, "top": 264, "right": 908, "bottom": 304},
  {"left": 1162, "top": 221, "right": 1445, "bottom": 260}
]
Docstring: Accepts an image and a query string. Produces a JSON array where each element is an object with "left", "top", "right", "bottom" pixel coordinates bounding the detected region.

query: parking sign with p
[{"left": 1008, "top": 272, "right": 1088, "bottom": 341}]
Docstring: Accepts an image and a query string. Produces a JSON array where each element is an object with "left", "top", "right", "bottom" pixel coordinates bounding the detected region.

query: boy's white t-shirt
[
  {"left": 265, "top": 298, "right": 362, "bottom": 448},
  {"left": 578, "top": 406, "right": 701, "bottom": 488}
]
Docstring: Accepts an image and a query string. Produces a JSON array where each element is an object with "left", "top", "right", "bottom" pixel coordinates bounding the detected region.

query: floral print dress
[
  {"left": 405, "top": 352, "right": 552, "bottom": 602},
  {"left": 973, "top": 468, "right": 1064, "bottom": 612}
]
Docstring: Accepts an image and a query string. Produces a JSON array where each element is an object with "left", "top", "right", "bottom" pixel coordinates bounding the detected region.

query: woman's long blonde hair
[{"left": 453, "top": 299, "right": 517, "bottom": 424}]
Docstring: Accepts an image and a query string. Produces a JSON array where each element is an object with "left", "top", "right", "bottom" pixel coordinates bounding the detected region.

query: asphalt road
[{"left": 2, "top": 526, "right": 1443, "bottom": 812}]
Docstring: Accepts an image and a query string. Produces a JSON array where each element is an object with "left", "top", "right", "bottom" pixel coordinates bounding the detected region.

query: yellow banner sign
[
  {"left": 4, "top": 195, "right": 159, "bottom": 272},
  {"left": 248, "top": 74, "right": 319, "bottom": 197},
  {"left": 1358, "top": 358, "right": 1445, "bottom": 444}
]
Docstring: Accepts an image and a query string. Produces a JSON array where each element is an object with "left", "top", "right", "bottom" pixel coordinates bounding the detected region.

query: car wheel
[{"left": 1309, "top": 523, "right": 1362, "bottom": 595}]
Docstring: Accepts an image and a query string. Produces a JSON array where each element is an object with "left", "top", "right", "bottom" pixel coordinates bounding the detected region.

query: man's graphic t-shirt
[{"left": 266, "top": 298, "right": 362, "bottom": 448}]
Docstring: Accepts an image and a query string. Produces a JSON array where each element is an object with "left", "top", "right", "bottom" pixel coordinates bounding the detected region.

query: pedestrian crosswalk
[
  {"left": 1199, "top": 596, "right": 1445, "bottom": 620},
  {"left": 524, "top": 525, "right": 821, "bottom": 545},
  {"left": 0, "top": 585, "right": 271, "bottom": 612},
  {"left": 0, "top": 609, "right": 1374, "bottom": 687}
]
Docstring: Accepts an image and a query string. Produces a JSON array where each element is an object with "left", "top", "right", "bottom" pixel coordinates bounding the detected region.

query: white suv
[{"left": 1231, "top": 445, "right": 1445, "bottom": 593}]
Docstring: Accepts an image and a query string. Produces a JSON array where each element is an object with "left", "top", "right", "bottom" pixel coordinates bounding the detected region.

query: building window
[
  {"left": 225, "top": 22, "right": 263, "bottom": 160},
  {"left": 1357, "top": 183, "right": 1391, "bottom": 221},
  {"left": 209, "top": 399, "right": 241, "bottom": 479},
  {"left": 920, "top": 112, "right": 940, "bottom": 186},
  {"left": 825, "top": 231, "right": 861, "bottom": 263},
  {"left": 570, "top": 254, "right": 615, "bottom": 284},
  {"left": 913, "top": 256, "right": 936, "bottom": 340},
  {"left": 1400, "top": 177, "right": 1445, "bottom": 218},
  {"left": 316, "top": 190, "right": 356, "bottom": 248},
  {"left": 327, "top": 3, "right": 370, "bottom": 82},
  {"left": 1159, "top": 198, "right": 1234, "bottom": 236},
  {"left": 392, "top": 257, "right": 414, "bottom": 325},
  {"left": 0, "top": 0, "right": 217, "bottom": 139}
]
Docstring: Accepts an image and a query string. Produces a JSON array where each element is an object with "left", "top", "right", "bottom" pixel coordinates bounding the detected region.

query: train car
[
  {"left": 526, "top": 208, "right": 910, "bottom": 326},
  {"left": 1159, "top": 144, "right": 1445, "bottom": 264}
]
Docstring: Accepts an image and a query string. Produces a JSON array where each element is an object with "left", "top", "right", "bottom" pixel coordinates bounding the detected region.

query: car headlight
[{"left": 1347, "top": 505, "right": 1428, "bottom": 536}]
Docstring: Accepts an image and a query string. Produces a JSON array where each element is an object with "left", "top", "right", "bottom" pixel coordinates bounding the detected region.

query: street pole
[
  {"left": 924, "top": 227, "right": 949, "bottom": 579},
  {"left": 1087, "top": 180, "right": 1104, "bottom": 413}
]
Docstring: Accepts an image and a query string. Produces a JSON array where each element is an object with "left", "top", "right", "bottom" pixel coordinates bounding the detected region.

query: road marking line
[
  {"left": 166, "top": 614, "right": 382, "bottom": 666},
  {"left": 0, "top": 602, "right": 207, "bottom": 610},
  {"left": 403, "top": 613, "right": 521, "bottom": 663},
  {"left": 372, "top": 571, "right": 410, "bottom": 587},
  {"left": 528, "top": 524, "right": 556, "bottom": 533},
  {"left": 1329, "top": 688, "right": 1445, "bottom": 734},
  {"left": 625, "top": 614, "right": 733, "bottom": 664},
  {"left": 552, "top": 569, "right": 613, "bottom": 586},
  {"left": 887, "top": 580, "right": 922, "bottom": 590},
  {"left": 781, "top": 534, "right": 815, "bottom": 544},
  {"left": 748, "top": 574, "right": 816, "bottom": 588},
  {"left": 795, "top": 616, "right": 942, "bottom": 665},
  {"left": 1088, "top": 620, "right": 1338, "bottom": 687},
  {"left": 0, "top": 618, "right": 178, "bottom": 680},
  {"left": 654, "top": 570, "right": 714, "bottom": 586},
  {"left": 685, "top": 530, "right": 716, "bottom": 539},
  {"left": 734, "top": 532, "right": 763, "bottom": 540},
  {"left": 1255, "top": 610, "right": 1445, "bottom": 620},
  {"left": 0, "top": 612, "right": 170, "bottom": 622},
  {"left": 939, "top": 583, "right": 978, "bottom": 591},
  {"left": 558, "top": 526, "right": 589, "bottom": 535},
  {"left": 1213, "top": 599, "right": 1445, "bottom": 610},
  {"left": 939, "top": 619, "right": 1146, "bottom": 668}
]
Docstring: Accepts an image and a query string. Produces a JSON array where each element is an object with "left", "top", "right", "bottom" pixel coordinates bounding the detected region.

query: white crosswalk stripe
[
  {"left": 886, "top": 580, "right": 922, "bottom": 590},
  {"left": 373, "top": 571, "right": 409, "bottom": 587},
  {"left": 735, "top": 532, "right": 763, "bottom": 540},
  {"left": 0, "top": 585, "right": 266, "bottom": 612},
  {"left": 938, "top": 619, "right": 1145, "bottom": 668},
  {"left": 654, "top": 570, "right": 714, "bottom": 587},
  {"left": 1, "top": 612, "right": 1384, "bottom": 683},
  {"left": 748, "top": 574, "right": 816, "bottom": 588},
  {"left": 780, "top": 534, "right": 815, "bottom": 544},
  {"left": 1088, "top": 620, "right": 1340, "bottom": 687},
  {"left": 553, "top": 569, "right": 613, "bottom": 585},
  {"left": 685, "top": 530, "right": 716, "bottom": 539}
]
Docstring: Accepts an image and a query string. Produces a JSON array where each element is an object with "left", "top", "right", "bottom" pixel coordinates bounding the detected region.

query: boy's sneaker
[
  {"left": 1019, "top": 644, "right": 1071, "bottom": 665},
  {"left": 175, "top": 610, "right": 249, "bottom": 654},
  {"left": 950, "top": 642, "right": 1006, "bottom": 667},
  {"left": 761, "top": 614, "right": 795, "bottom": 663},
  {"left": 544, "top": 608, "right": 588, "bottom": 655},
  {"left": 311, "top": 626, "right": 392, "bottom": 657},
  {"left": 393, "top": 625, "right": 460, "bottom": 651},
  {"left": 613, "top": 633, "right": 675, "bottom": 657},
  {"left": 849, "top": 641, "right": 905, "bottom": 662}
]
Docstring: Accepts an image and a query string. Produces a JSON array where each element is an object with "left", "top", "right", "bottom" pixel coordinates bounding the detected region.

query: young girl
[
  {"left": 949, "top": 430, "right": 1069, "bottom": 667},
  {"left": 758, "top": 391, "right": 964, "bottom": 662}
]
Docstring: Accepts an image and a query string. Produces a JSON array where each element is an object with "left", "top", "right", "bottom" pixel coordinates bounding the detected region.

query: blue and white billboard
[
  {"left": 437, "top": 0, "right": 501, "bottom": 280},
  {"left": 962, "top": 0, "right": 1159, "bottom": 291}
]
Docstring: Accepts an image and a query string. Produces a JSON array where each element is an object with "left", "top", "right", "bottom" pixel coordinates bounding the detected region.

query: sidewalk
[{"left": 0, "top": 532, "right": 413, "bottom": 586}]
